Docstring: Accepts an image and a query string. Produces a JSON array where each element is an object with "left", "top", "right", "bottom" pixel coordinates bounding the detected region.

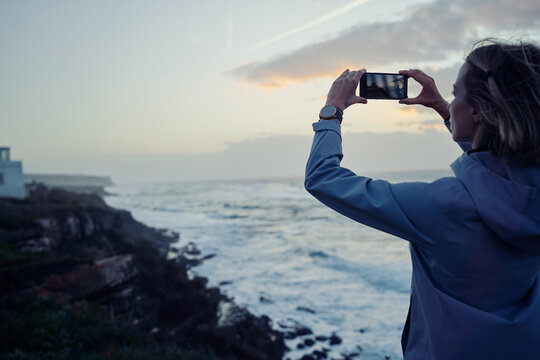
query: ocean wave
[
  {"left": 319, "top": 254, "right": 411, "bottom": 294},
  {"left": 105, "top": 177, "right": 423, "bottom": 358},
  {"left": 308, "top": 250, "right": 330, "bottom": 258},
  {"left": 151, "top": 207, "right": 184, "bottom": 213}
]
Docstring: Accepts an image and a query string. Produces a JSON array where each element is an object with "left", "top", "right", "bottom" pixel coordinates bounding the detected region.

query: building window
[
  {"left": 0, "top": 173, "right": 3, "bottom": 185},
  {"left": 0, "top": 149, "right": 9, "bottom": 162}
]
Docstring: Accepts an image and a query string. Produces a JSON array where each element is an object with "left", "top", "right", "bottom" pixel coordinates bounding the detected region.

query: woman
[{"left": 305, "top": 39, "right": 540, "bottom": 359}]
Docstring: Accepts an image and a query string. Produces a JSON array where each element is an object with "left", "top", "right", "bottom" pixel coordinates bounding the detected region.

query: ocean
[{"left": 104, "top": 168, "right": 452, "bottom": 360}]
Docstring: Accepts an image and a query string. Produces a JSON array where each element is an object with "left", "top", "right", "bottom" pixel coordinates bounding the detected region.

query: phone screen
[{"left": 360, "top": 73, "right": 408, "bottom": 100}]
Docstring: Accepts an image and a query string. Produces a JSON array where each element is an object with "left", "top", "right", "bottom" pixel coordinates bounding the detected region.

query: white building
[{"left": 0, "top": 147, "right": 26, "bottom": 199}]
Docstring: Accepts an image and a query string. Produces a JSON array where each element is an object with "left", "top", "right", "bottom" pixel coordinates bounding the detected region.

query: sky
[{"left": 1, "top": 0, "right": 539, "bottom": 183}]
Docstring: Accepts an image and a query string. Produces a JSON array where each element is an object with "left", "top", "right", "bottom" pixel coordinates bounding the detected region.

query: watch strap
[{"left": 319, "top": 105, "right": 343, "bottom": 123}]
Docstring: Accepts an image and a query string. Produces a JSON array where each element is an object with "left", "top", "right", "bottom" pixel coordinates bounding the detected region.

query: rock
[
  {"left": 0, "top": 186, "right": 287, "bottom": 360},
  {"left": 36, "top": 217, "right": 61, "bottom": 247},
  {"left": 82, "top": 213, "right": 95, "bottom": 237},
  {"left": 296, "top": 306, "right": 316, "bottom": 314},
  {"left": 278, "top": 318, "right": 313, "bottom": 339},
  {"left": 297, "top": 327, "right": 314, "bottom": 336},
  {"left": 211, "top": 301, "right": 286, "bottom": 359},
  {"left": 284, "top": 332, "right": 297, "bottom": 340},
  {"left": 312, "top": 349, "right": 328, "bottom": 359},
  {"left": 304, "top": 338, "right": 315, "bottom": 347},
  {"left": 185, "top": 242, "right": 201, "bottom": 255},
  {"left": 260, "top": 292, "right": 274, "bottom": 304},
  {"left": 63, "top": 215, "right": 81, "bottom": 240},
  {"left": 105, "top": 284, "right": 135, "bottom": 315},
  {"left": 94, "top": 255, "right": 136, "bottom": 287},
  {"left": 278, "top": 318, "right": 298, "bottom": 329},
  {"left": 21, "top": 236, "right": 52, "bottom": 252},
  {"left": 174, "top": 243, "right": 216, "bottom": 267},
  {"left": 43, "top": 254, "right": 136, "bottom": 299},
  {"left": 20, "top": 218, "right": 61, "bottom": 252},
  {"left": 329, "top": 333, "right": 342, "bottom": 345},
  {"left": 216, "top": 300, "right": 250, "bottom": 328},
  {"left": 157, "top": 228, "right": 179, "bottom": 241}
]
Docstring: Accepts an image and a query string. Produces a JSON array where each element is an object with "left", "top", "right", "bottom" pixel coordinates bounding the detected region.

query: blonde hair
[{"left": 465, "top": 38, "right": 540, "bottom": 164}]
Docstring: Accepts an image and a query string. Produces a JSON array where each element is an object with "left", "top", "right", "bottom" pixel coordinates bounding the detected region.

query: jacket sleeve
[{"left": 305, "top": 120, "right": 454, "bottom": 249}]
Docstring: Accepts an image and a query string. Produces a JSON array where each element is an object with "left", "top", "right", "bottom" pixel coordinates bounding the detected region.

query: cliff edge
[{"left": 0, "top": 186, "right": 286, "bottom": 359}]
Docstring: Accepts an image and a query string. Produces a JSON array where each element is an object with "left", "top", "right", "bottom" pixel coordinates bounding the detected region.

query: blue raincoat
[{"left": 305, "top": 119, "right": 540, "bottom": 360}]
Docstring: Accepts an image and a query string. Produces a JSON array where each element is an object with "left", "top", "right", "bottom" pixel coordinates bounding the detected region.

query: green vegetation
[
  {"left": 0, "top": 201, "right": 36, "bottom": 229},
  {"left": 0, "top": 242, "right": 39, "bottom": 267},
  {"left": 0, "top": 191, "right": 284, "bottom": 359},
  {"left": 0, "top": 244, "right": 235, "bottom": 360},
  {"left": 0, "top": 243, "right": 78, "bottom": 294},
  {"left": 0, "top": 295, "right": 234, "bottom": 360}
]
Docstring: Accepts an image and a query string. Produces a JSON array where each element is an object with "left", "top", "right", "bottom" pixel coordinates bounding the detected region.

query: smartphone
[{"left": 359, "top": 72, "right": 408, "bottom": 100}]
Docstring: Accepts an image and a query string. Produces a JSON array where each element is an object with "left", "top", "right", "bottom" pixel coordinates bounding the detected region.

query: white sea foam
[{"left": 105, "top": 169, "right": 451, "bottom": 359}]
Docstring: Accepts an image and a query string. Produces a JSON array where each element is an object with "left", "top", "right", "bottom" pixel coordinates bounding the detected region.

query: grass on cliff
[
  {"left": 0, "top": 295, "right": 235, "bottom": 360},
  {"left": 0, "top": 243, "right": 80, "bottom": 294}
]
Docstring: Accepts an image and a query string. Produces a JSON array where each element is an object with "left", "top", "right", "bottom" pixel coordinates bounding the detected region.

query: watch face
[{"left": 320, "top": 106, "right": 336, "bottom": 118}]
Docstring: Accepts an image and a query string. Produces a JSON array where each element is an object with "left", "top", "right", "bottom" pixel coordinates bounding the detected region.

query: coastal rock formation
[
  {"left": 42, "top": 254, "right": 136, "bottom": 300},
  {"left": 0, "top": 187, "right": 286, "bottom": 359}
]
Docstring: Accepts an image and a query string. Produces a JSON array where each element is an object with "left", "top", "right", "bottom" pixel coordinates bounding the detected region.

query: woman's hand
[
  {"left": 398, "top": 69, "right": 449, "bottom": 119},
  {"left": 325, "top": 69, "right": 368, "bottom": 111}
]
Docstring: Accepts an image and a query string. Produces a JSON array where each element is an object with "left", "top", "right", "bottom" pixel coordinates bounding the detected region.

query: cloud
[
  {"left": 407, "top": 62, "right": 462, "bottom": 98},
  {"left": 397, "top": 107, "right": 421, "bottom": 116},
  {"left": 229, "top": 0, "right": 540, "bottom": 87},
  {"left": 395, "top": 119, "right": 448, "bottom": 132}
]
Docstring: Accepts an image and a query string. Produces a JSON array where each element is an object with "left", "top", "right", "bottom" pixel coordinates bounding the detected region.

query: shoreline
[
  {"left": 1, "top": 181, "right": 386, "bottom": 360},
  {"left": 0, "top": 185, "right": 286, "bottom": 359},
  {"left": 102, "top": 182, "right": 391, "bottom": 360}
]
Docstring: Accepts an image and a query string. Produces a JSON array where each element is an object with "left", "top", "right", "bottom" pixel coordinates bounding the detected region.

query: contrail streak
[{"left": 249, "top": 0, "right": 370, "bottom": 51}]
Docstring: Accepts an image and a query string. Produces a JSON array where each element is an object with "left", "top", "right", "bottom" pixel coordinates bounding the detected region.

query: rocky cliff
[{"left": 0, "top": 186, "right": 286, "bottom": 359}]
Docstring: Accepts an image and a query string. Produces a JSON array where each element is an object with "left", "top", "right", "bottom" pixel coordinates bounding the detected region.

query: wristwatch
[{"left": 319, "top": 105, "right": 343, "bottom": 123}]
